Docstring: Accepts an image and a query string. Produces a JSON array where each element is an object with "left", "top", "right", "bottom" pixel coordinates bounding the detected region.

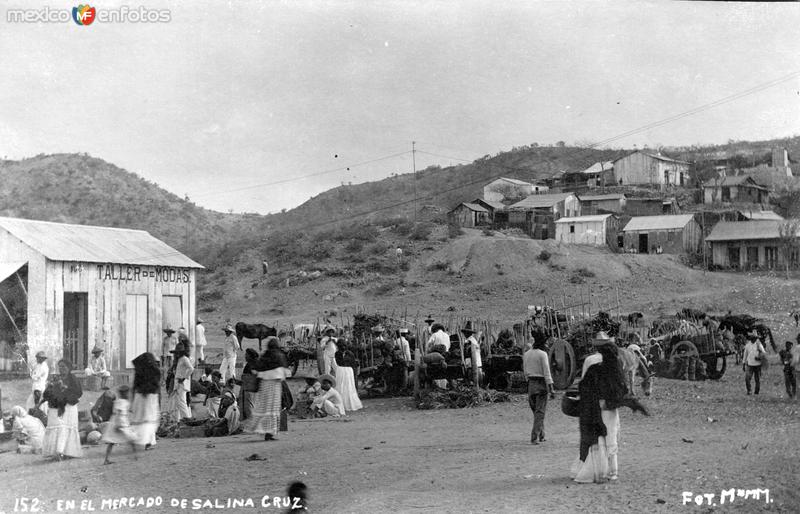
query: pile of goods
[
  {"left": 567, "top": 311, "right": 620, "bottom": 344},
  {"left": 416, "top": 384, "right": 510, "bottom": 410},
  {"left": 490, "top": 329, "right": 522, "bottom": 355},
  {"left": 352, "top": 313, "right": 390, "bottom": 342}
]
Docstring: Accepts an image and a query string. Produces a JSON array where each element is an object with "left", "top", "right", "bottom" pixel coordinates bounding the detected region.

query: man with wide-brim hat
[
  {"left": 743, "top": 328, "right": 767, "bottom": 396},
  {"left": 27, "top": 351, "right": 49, "bottom": 410},
  {"left": 581, "top": 331, "right": 615, "bottom": 377},
  {"left": 167, "top": 342, "right": 194, "bottom": 421},
  {"left": 311, "top": 374, "right": 345, "bottom": 418},
  {"left": 161, "top": 326, "right": 178, "bottom": 368},
  {"left": 220, "top": 324, "right": 242, "bottom": 383},
  {"left": 195, "top": 317, "right": 207, "bottom": 365},
  {"left": 85, "top": 345, "right": 111, "bottom": 386},
  {"left": 422, "top": 315, "right": 435, "bottom": 344}
]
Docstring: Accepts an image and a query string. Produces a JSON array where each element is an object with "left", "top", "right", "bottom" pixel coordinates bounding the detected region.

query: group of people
[{"left": 523, "top": 331, "right": 649, "bottom": 484}]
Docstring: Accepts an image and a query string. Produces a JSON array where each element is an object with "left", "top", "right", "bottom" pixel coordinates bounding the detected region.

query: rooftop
[
  {"left": 578, "top": 193, "right": 626, "bottom": 201},
  {"left": 490, "top": 177, "right": 531, "bottom": 186},
  {"left": 474, "top": 198, "right": 505, "bottom": 210},
  {"left": 452, "top": 202, "right": 488, "bottom": 213},
  {"left": 702, "top": 174, "right": 767, "bottom": 189},
  {"left": 555, "top": 214, "right": 614, "bottom": 224},
  {"left": 507, "top": 192, "right": 575, "bottom": 210},
  {"left": 622, "top": 214, "right": 696, "bottom": 231},
  {"left": 738, "top": 210, "right": 784, "bottom": 221},
  {"left": 705, "top": 220, "right": 796, "bottom": 242},
  {"left": 580, "top": 161, "right": 614, "bottom": 175},
  {"left": 0, "top": 216, "right": 204, "bottom": 268}
]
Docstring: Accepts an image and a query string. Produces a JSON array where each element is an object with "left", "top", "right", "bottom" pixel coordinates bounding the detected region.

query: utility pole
[{"left": 412, "top": 141, "right": 417, "bottom": 222}]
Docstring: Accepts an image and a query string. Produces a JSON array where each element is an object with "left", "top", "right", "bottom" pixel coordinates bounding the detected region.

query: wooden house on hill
[
  {"left": 506, "top": 192, "right": 580, "bottom": 239},
  {"left": 702, "top": 175, "right": 769, "bottom": 205},
  {"left": 579, "top": 193, "right": 626, "bottom": 214},
  {"left": 554, "top": 214, "right": 619, "bottom": 248},
  {"left": 624, "top": 196, "right": 679, "bottom": 216},
  {"left": 613, "top": 151, "right": 690, "bottom": 187},
  {"left": 705, "top": 220, "right": 798, "bottom": 270},
  {"left": 621, "top": 214, "right": 701, "bottom": 254},
  {"left": 448, "top": 202, "right": 490, "bottom": 228},
  {"left": 0, "top": 216, "right": 203, "bottom": 374}
]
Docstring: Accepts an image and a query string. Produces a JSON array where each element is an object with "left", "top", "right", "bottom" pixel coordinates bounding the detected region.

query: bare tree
[{"left": 778, "top": 218, "right": 800, "bottom": 279}]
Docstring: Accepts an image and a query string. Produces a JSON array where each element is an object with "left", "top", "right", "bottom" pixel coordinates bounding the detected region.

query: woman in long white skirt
[
  {"left": 331, "top": 341, "right": 362, "bottom": 412},
  {"left": 130, "top": 352, "right": 161, "bottom": 448},
  {"left": 41, "top": 359, "right": 83, "bottom": 460}
]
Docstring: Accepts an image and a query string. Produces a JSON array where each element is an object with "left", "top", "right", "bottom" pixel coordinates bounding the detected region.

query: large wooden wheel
[
  {"left": 669, "top": 340, "right": 699, "bottom": 365},
  {"left": 548, "top": 339, "right": 576, "bottom": 390},
  {"left": 703, "top": 354, "right": 727, "bottom": 380}
]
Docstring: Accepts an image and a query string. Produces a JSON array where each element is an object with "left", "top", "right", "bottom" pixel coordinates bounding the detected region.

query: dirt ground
[{"left": 2, "top": 356, "right": 799, "bottom": 514}]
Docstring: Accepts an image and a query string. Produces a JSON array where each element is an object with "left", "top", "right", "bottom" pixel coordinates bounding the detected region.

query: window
[
  {"left": 667, "top": 231, "right": 674, "bottom": 242},
  {"left": 765, "top": 247, "right": 778, "bottom": 269},
  {"left": 570, "top": 225, "right": 575, "bottom": 233}
]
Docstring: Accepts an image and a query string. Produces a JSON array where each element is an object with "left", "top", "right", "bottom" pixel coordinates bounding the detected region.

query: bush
[
  {"left": 410, "top": 223, "right": 433, "bottom": 241},
  {"left": 569, "top": 275, "right": 585, "bottom": 284},
  {"left": 537, "top": 250, "right": 551, "bottom": 262},
  {"left": 447, "top": 223, "right": 464, "bottom": 239},
  {"left": 392, "top": 222, "right": 414, "bottom": 236},
  {"left": 344, "top": 238, "right": 364, "bottom": 253},
  {"left": 399, "top": 260, "right": 410, "bottom": 271},
  {"left": 334, "top": 224, "right": 378, "bottom": 242},
  {"left": 365, "top": 283, "right": 394, "bottom": 297},
  {"left": 575, "top": 267, "right": 595, "bottom": 277},
  {"left": 367, "top": 241, "right": 388, "bottom": 255},
  {"left": 427, "top": 261, "right": 449, "bottom": 272}
]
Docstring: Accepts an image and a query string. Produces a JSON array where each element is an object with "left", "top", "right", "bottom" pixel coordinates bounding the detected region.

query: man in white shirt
[
  {"left": 461, "top": 322, "right": 482, "bottom": 385},
  {"left": 220, "top": 324, "right": 242, "bottom": 383},
  {"left": 742, "top": 330, "right": 766, "bottom": 395},
  {"left": 28, "top": 351, "right": 49, "bottom": 409},
  {"left": 195, "top": 318, "right": 207, "bottom": 364},
  {"left": 422, "top": 316, "right": 434, "bottom": 346},
  {"left": 523, "top": 339, "right": 555, "bottom": 444},
  {"left": 395, "top": 329, "right": 412, "bottom": 363},
  {"left": 426, "top": 324, "right": 450, "bottom": 353},
  {"left": 311, "top": 374, "right": 345, "bottom": 417}
]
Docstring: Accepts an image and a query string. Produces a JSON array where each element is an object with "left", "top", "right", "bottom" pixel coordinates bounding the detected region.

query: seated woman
[
  {"left": 332, "top": 341, "right": 363, "bottom": 411},
  {"left": 294, "top": 375, "right": 322, "bottom": 419},
  {"left": 310, "top": 374, "right": 345, "bottom": 418},
  {"left": 204, "top": 371, "right": 223, "bottom": 419},
  {"left": 11, "top": 405, "right": 45, "bottom": 453}
]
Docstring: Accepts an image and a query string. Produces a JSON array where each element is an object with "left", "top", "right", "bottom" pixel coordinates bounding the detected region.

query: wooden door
[
  {"left": 125, "top": 294, "right": 148, "bottom": 368},
  {"left": 63, "top": 293, "right": 88, "bottom": 369}
]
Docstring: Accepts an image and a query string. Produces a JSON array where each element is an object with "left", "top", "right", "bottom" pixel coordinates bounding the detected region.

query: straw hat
[
  {"left": 91, "top": 345, "right": 104, "bottom": 354},
  {"left": 592, "top": 331, "right": 615, "bottom": 346},
  {"left": 371, "top": 325, "right": 385, "bottom": 333},
  {"left": 35, "top": 351, "right": 47, "bottom": 360},
  {"left": 424, "top": 315, "right": 435, "bottom": 323},
  {"left": 162, "top": 326, "right": 176, "bottom": 334},
  {"left": 223, "top": 324, "right": 234, "bottom": 333},
  {"left": 322, "top": 325, "right": 336, "bottom": 334},
  {"left": 399, "top": 328, "right": 409, "bottom": 335},
  {"left": 196, "top": 318, "right": 204, "bottom": 324},
  {"left": 319, "top": 374, "right": 336, "bottom": 385},
  {"left": 746, "top": 329, "right": 760, "bottom": 340}
]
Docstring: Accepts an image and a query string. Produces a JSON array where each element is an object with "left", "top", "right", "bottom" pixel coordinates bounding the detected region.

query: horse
[
  {"left": 235, "top": 322, "right": 277, "bottom": 351},
  {"left": 619, "top": 346, "right": 653, "bottom": 397},
  {"left": 627, "top": 312, "right": 644, "bottom": 327}
]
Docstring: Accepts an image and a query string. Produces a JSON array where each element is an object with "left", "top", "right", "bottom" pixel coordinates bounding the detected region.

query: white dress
[{"left": 331, "top": 359, "right": 362, "bottom": 412}]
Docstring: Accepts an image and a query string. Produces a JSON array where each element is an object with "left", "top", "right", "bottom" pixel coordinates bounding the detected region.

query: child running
[{"left": 101, "top": 384, "right": 137, "bottom": 464}]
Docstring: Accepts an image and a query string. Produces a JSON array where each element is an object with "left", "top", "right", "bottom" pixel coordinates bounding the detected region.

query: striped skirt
[{"left": 243, "top": 379, "right": 281, "bottom": 435}]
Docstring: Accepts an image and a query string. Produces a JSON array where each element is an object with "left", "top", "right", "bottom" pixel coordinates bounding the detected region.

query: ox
[{"left": 235, "top": 322, "right": 277, "bottom": 351}]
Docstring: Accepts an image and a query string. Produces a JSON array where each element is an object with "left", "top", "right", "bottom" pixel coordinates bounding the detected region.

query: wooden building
[
  {"left": 621, "top": 214, "right": 701, "bottom": 254},
  {"left": 472, "top": 198, "right": 505, "bottom": 222},
  {"left": 554, "top": 214, "right": 619, "bottom": 248},
  {"left": 564, "top": 161, "right": 615, "bottom": 189},
  {"left": 705, "top": 220, "right": 799, "bottom": 270},
  {"left": 624, "top": 196, "right": 679, "bottom": 216},
  {"left": 0, "top": 217, "right": 204, "bottom": 371},
  {"left": 448, "top": 202, "right": 490, "bottom": 228},
  {"left": 613, "top": 151, "right": 690, "bottom": 187},
  {"left": 702, "top": 175, "right": 769, "bottom": 204},
  {"left": 506, "top": 192, "right": 580, "bottom": 239},
  {"left": 578, "top": 193, "right": 626, "bottom": 214}
]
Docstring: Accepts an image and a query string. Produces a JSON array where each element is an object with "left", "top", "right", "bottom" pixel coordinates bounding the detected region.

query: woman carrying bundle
[
  {"left": 244, "top": 338, "right": 289, "bottom": 441},
  {"left": 41, "top": 359, "right": 83, "bottom": 460}
]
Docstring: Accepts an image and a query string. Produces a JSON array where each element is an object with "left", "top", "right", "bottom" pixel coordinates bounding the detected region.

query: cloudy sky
[{"left": 1, "top": 0, "right": 798, "bottom": 214}]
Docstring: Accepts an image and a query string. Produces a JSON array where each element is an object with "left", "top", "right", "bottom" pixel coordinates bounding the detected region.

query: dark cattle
[
  {"left": 677, "top": 308, "right": 706, "bottom": 321},
  {"left": 627, "top": 312, "right": 644, "bottom": 326},
  {"left": 717, "top": 315, "right": 776, "bottom": 354},
  {"left": 235, "top": 322, "right": 277, "bottom": 351}
]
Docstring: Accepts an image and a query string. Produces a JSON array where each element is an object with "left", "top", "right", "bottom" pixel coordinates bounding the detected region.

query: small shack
[
  {"left": 473, "top": 198, "right": 505, "bottom": 222},
  {"left": 506, "top": 192, "right": 580, "bottom": 240},
  {"left": 0, "top": 217, "right": 204, "bottom": 371},
  {"left": 579, "top": 193, "right": 626, "bottom": 214},
  {"left": 554, "top": 214, "right": 618, "bottom": 248},
  {"left": 705, "top": 220, "right": 798, "bottom": 270},
  {"left": 702, "top": 175, "right": 769, "bottom": 205},
  {"left": 448, "top": 202, "right": 489, "bottom": 228},
  {"left": 624, "top": 197, "right": 679, "bottom": 216},
  {"left": 621, "top": 214, "right": 701, "bottom": 254},
  {"left": 483, "top": 177, "right": 546, "bottom": 204}
]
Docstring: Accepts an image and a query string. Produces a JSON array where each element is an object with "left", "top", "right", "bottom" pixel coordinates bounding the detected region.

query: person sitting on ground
[
  {"left": 204, "top": 371, "right": 223, "bottom": 418},
  {"left": 200, "top": 366, "right": 214, "bottom": 385},
  {"left": 294, "top": 375, "right": 323, "bottom": 419},
  {"left": 90, "top": 389, "right": 116, "bottom": 423},
  {"left": 85, "top": 346, "right": 112, "bottom": 383},
  {"left": 11, "top": 405, "right": 45, "bottom": 454},
  {"left": 310, "top": 374, "right": 345, "bottom": 418}
]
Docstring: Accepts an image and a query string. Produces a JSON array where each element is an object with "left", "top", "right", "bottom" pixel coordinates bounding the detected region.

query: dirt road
[{"left": 2, "top": 364, "right": 798, "bottom": 513}]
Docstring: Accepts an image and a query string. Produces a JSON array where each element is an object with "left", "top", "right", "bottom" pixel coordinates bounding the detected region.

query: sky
[{"left": 0, "top": 0, "right": 798, "bottom": 214}]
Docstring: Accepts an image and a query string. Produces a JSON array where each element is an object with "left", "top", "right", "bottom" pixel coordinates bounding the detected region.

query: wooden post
[{"left": 15, "top": 272, "right": 28, "bottom": 300}]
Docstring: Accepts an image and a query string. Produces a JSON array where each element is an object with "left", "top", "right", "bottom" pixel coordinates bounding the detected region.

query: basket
[{"left": 561, "top": 394, "right": 580, "bottom": 417}]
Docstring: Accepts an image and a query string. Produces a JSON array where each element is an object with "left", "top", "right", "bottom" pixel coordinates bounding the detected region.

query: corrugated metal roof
[
  {"left": 622, "top": 214, "right": 695, "bottom": 232},
  {"left": 579, "top": 193, "right": 625, "bottom": 201},
  {"left": 705, "top": 220, "right": 794, "bottom": 242},
  {"left": 614, "top": 151, "right": 690, "bottom": 165},
  {"left": 580, "top": 161, "right": 614, "bottom": 174},
  {"left": 0, "top": 217, "right": 204, "bottom": 268},
  {"left": 474, "top": 198, "right": 505, "bottom": 210},
  {"left": 496, "top": 177, "right": 532, "bottom": 186},
  {"left": 555, "top": 214, "right": 613, "bottom": 224},
  {"left": 739, "top": 210, "right": 784, "bottom": 221},
  {"left": 702, "top": 174, "right": 767, "bottom": 189},
  {"left": 508, "top": 193, "right": 574, "bottom": 210},
  {"left": 459, "top": 203, "right": 489, "bottom": 213}
]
